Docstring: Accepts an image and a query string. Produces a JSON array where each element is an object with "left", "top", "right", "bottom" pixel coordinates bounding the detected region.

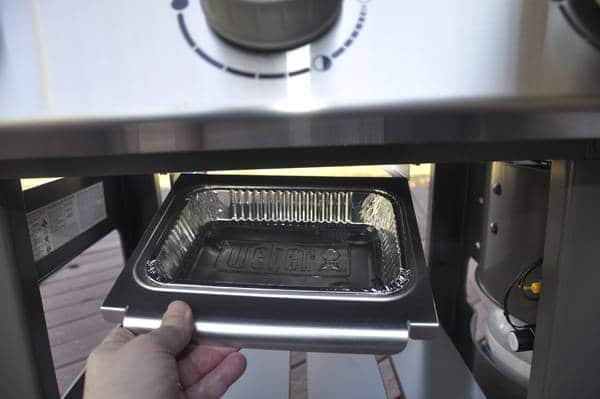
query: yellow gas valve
[{"left": 521, "top": 281, "right": 542, "bottom": 295}]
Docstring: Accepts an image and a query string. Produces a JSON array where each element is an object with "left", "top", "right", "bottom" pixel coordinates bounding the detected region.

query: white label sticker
[{"left": 26, "top": 182, "right": 107, "bottom": 261}]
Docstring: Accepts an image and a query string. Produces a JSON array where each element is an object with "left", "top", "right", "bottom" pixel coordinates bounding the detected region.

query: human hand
[{"left": 84, "top": 301, "right": 246, "bottom": 399}]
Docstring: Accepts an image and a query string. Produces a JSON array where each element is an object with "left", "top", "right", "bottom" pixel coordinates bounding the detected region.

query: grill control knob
[{"left": 201, "top": 0, "right": 342, "bottom": 51}]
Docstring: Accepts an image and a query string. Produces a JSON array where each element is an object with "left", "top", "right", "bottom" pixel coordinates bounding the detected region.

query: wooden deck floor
[
  {"left": 39, "top": 171, "right": 430, "bottom": 396},
  {"left": 40, "top": 231, "right": 123, "bottom": 393}
]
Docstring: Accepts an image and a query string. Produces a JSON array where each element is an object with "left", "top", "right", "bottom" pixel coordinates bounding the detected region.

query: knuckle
[{"left": 135, "top": 333, "right": 157, "bottom": 349}]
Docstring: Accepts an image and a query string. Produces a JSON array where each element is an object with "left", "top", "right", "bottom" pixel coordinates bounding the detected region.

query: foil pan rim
[{"left": 133, "top": 185, "right": 416, "bottom": 302}]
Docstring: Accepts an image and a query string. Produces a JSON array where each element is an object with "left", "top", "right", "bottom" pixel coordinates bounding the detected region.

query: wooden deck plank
[
  {"left": 43, "top": 255, "right": 121, "bottom": 279},
  {"left": 42, "top": 279, "right": 115, "bottom": 312},
  {"left": 45, "top": 298, "right": 107, "bottom": 329},
  {"left": 38, "top": 231, "right": 123, "bottom": 393},
  {"left": 40, "top": 259, "right": 123, "bottom": 295},
  {"left": 291, "top": 351, "right": 306, "bottom": 368},
  {"left": 49, "top": 313, "right": 113, "bottom": 347},
  {"left": 39, "top": 232, "right": 122, "bottom": 285},
  {"left": 290, "top": 361, "right": 308, "bottom": 399},
  {"left": 41, "top": 255, "right": 122, "bottom": 285},
  {"left": 71, "top": 240, "right": 120, "bottom": 257},
  {"left": 69, "top": 236, "right": 122, "bottom": 258},
  {"left": 379, "top": 357, "right": 404, "bottom": 399},
  {"left": 75, "top": 230, "right": 121, "bottom": 251},
  {"left": 41, "top": 271, "right": 121, "bottom": 300},
  {"left": 69, "top": 234, "right": 121, "bottom": 256},
  {"left": 51, "top": 327, "right": 114, "bottom": 369}
]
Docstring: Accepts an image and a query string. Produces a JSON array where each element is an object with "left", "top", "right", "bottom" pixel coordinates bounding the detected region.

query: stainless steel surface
[
  {"left": 307, "top": 353, "right": 386, "bottom": 399},
  {"left": 477, "top": 162, "right": 549, "bottom": 322},
  {"left": 472, "top": 291, "right": 532, "bottom": 388},
  {"left": 529, "top": 160, "right": 600, "bottom": 399},
  {"left": 391, "top": 330, "right": 487, "bottom": 399},
  {"left": 139, "top": 186, "right": 410, "bottom": 301},
  {"left": 200, "top": 0, "right": 342, "bottom": 51},
  {"left": 2, "top": 113, "right": 600, "bottom": 179},
  {"left": 3, "top": 0, "right": 600, "bottom": 124},
  {"left": 123, "top": 313, "right": 410, "bottom": 347},
  {"left": 102, "top": 175, "right": 438, "bottom": 353},
  {"left": 2, "top": 1, "right": 600, "bottom": 171}
]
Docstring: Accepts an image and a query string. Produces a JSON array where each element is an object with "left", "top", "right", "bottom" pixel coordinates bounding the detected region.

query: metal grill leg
[
  {"left": 528, "top": 160, "right": 600, "bottom": 398},
  {"left": 0, "top": 179, "right": 59, "bottom": 399}
]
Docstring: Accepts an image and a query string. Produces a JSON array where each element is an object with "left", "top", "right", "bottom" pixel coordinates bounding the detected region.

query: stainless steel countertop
[{"left": 1, "top": 1, "right": 600, "bottom": 174}]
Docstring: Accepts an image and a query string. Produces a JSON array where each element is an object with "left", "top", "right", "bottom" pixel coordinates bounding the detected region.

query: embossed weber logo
[{"left": 214, "top": 240, "right": 351, "bottom": 277}]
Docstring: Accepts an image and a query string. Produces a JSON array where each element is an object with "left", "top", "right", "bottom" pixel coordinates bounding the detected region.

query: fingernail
[{"left": 166, "top": 300, "right": 189, "bottom": 318}]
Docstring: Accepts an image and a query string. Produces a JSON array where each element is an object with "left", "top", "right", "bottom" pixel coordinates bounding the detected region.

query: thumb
[{"left": 147, "top": 301, "right": 194, "bottom": 355}]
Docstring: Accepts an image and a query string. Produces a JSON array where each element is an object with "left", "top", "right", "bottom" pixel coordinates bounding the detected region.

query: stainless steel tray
[{"left": 102, "top": 175, "right": 438, "bottom": 353}]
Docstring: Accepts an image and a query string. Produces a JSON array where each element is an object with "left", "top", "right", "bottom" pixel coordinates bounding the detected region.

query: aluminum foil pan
[{"left": 142, "top": 187, "right": 411, "bottom": 297}]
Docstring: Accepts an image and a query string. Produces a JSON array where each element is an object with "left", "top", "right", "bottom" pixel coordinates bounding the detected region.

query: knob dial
[
  {"left": 201, "top": 0, "right": 343, "bottom": 51},
  {"left": 560, "top": 0, "right": 600, "bottom": 49}
]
